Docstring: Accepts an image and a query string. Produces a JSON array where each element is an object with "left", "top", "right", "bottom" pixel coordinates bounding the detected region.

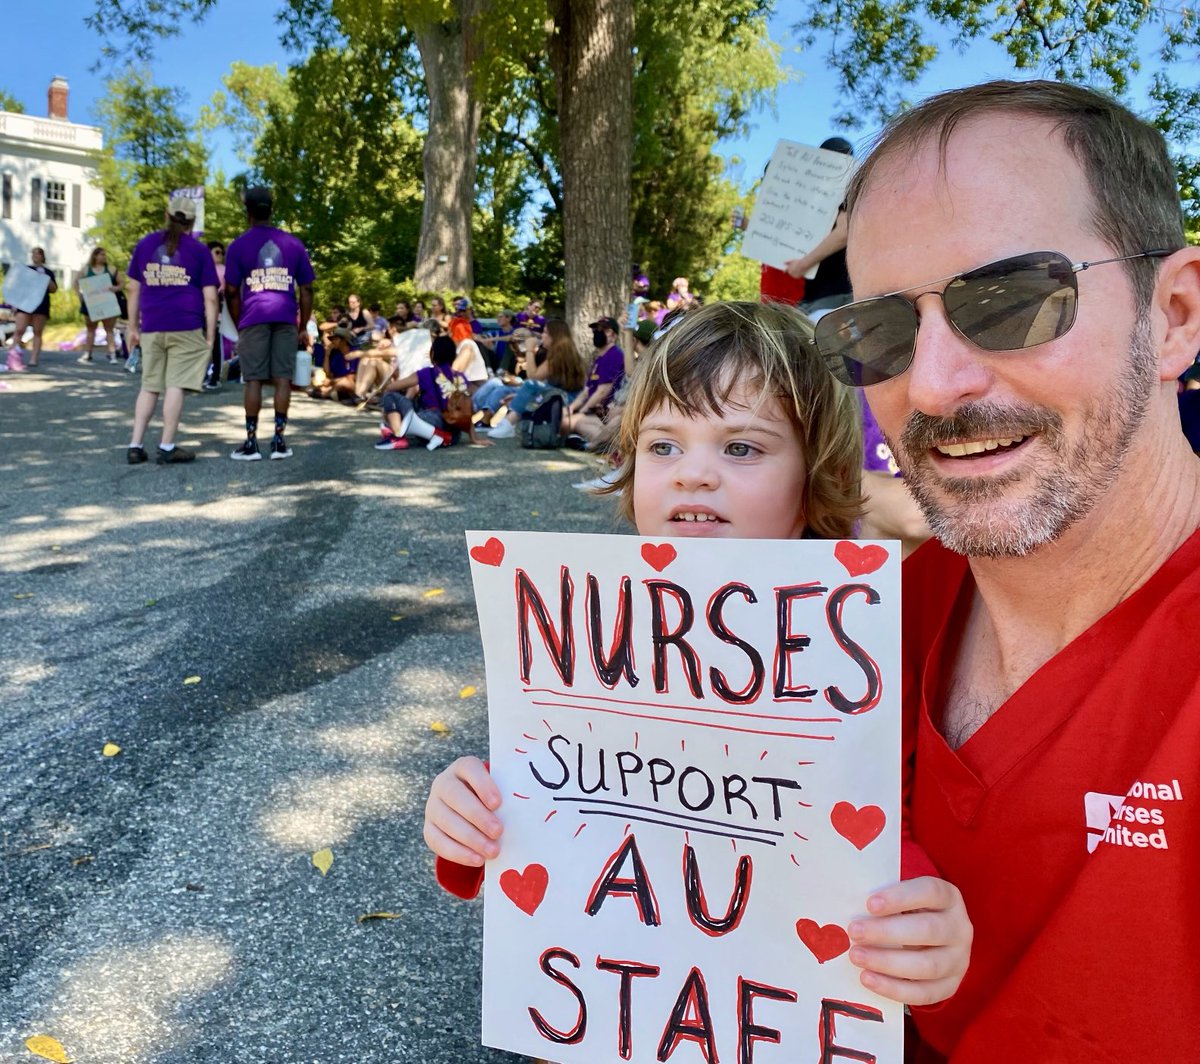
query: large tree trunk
[
  {"left": 549, "top": 0, "right": 634, "bottom": 349},
  {"left": 413, "top": 5, "right": 484, "bottom": 293}
]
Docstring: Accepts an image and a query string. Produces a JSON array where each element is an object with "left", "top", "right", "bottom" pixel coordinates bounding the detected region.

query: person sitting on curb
[
  {"left": 559, "top": 315, "right": 625, "bottom": 449},
  {"left": 488, "top": 320, "right": 587, "bottom": 439},
  {"left": 375, "top": 334, "right": 486, "bottom": 451}
]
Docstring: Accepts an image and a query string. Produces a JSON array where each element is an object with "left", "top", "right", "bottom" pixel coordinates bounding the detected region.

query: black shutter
[
  {"left": 31, "top": 177, "right": 41, "bottom": 222},
  {"left": 2, "top": 174, "right": 10, "bottom": 220},
  {"left": 71, "top": 184, "right": 81, "bottom": 227}
]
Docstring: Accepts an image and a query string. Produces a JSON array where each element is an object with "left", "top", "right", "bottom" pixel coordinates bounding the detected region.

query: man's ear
[{"left": 1154, "top": 246, "right": 1200, "bottom": 381}]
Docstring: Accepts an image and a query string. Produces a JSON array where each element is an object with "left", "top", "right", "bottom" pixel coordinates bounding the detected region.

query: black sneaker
[
  {"left": 231, "top": 439, "right": 262, "bottom": 461},
  {"left": 127, "top": 445, "right": 148, "bottom": 465},
  {"left": 202, "top": 380, "right": 221, "bottom": 391},
  {"left": 156, "top": 445, "right": 196, "bottom": 465},
  {"left": 270, "top": 437, "right": 293, "bottom": 460}
]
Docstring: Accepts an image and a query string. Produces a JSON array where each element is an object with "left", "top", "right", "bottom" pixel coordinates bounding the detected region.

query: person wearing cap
[
  {"left": 124, "top": 195, "right": 219, "bottom": 465},
  {"left": 559, "top": 315, "right": 625, "bottom": 447},
  {"left": 447, "top": 297, "right": 482, "bottom": 345},
  {"left": 224, "top": 186, "right": 315, "bottom": 461},
  {"left": 783, "top": 135, "right": 855, "bottom": 317},
  {"left": 308, "top": 326, "right": 360, "bottom": 400}
]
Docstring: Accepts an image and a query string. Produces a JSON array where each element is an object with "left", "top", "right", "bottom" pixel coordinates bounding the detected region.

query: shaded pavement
[{"left": 0, "top": 351, "right": 621, "bottom": 1063}]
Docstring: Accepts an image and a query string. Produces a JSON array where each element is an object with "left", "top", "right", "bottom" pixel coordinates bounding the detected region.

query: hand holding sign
[{"left": 467, "top": 530, "right": 905, "bottom": 1062}]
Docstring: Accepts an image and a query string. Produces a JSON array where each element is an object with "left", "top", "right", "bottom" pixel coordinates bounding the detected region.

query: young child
[{"left": 424, "top": 299, "right": 972, "bottom": 1009}]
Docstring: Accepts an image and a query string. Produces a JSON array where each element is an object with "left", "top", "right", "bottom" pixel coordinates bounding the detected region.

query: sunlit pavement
[{"left": 0, "top": 353, "right": 615, "bottom": 1062}]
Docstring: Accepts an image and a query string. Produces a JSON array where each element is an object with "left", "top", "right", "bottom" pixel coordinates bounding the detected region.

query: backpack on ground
[{"left": 519, "top": 388, "right": 568, "bottom": 449}]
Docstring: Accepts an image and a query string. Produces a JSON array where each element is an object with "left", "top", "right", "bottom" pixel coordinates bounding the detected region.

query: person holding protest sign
[
  {"left": 6, "top": 247, "right": 57, "bottom": 370},
  {"left": 73, "top": 247, "right": 124, "bottom": 365},
  {"left": 810, "top": 79, "right": 1200, "bottom": 1059},
  {"left": 425, "top": 300, "right": 974, "bottom": 1012}
]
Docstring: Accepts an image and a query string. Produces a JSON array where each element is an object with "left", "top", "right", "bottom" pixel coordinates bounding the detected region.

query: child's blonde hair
[{"left": 608, "top": 300, "right": 863, "bottom": 538}]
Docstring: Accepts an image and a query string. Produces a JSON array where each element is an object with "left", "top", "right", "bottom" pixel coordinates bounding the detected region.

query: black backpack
[{"left": 519, "top": 388, "right": 568, "bottom": 449}]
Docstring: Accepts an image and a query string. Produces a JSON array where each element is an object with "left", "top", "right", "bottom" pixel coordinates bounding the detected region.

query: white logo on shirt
[{"left": 1084, "top": 778, "right": 1182, "bottom": 854}]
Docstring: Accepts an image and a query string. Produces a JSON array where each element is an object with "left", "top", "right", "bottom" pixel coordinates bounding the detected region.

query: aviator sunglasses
[{"left": 812, "top": 249, "right": 1173, "bottom": 387}]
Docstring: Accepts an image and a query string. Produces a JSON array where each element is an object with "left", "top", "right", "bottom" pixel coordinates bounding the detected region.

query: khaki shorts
[{"left": 141, "top": 329, "right": 209, "bottom": 393}]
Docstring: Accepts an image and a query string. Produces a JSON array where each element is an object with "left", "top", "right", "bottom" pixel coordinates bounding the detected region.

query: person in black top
[{"left": 783, "top": 136, "right": 854, "bottom": 317}]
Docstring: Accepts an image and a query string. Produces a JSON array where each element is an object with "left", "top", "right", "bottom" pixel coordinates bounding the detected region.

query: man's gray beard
[{"left": 891, "top": 316, "right": 1157, "bottom": 558}]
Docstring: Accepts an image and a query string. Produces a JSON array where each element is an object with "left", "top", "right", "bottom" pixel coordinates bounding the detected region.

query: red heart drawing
[
  {"left": 834, "top": 541, "right": 889, "bottom": 578},
  {"left": 500, "top": 863, "right": 549, "bottom": 916},
  {"left": 641, "top": 542, "right": 677, "bottom": 572},
  {"left": 470, "top": 537, "right": 505, "bottom": 567},
  {"left": 796, "top": 919, "right": 851, "bottom": 964},
  {"left": 830, "top": 802, "right": 886, "bottom": 851}
]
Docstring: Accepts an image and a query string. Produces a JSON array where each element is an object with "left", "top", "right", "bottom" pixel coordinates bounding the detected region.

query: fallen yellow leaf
[
  {"left": 459, "top": 685, "right": 477, "bottom": 699},
  {"left": 357, "top": 911, "right": 402, "bottom": 923},
  {"left": 423, "top": 588, "right": 445, "bottom": 599},
  {"left": 14, "top": 593, "right": 34, "bottom": 600},
  {"left": 184, "top": 485, "right": 194, "bottom": 492},
  {"left": 144, "top": 599, "right": 158, "bottom": 607},
  {"left": 51, "top": 545, "right": 62, "bottom": 552},
  {"left": 312, "top": 848, "right": 334, "bottom": 876},
  {"left": 183, "top": 676, "right": 201, "bottom": 686},
  {"left": 430, "top": 721, "right": 450, "bottom": 735},
  {"left": 397, "top": 549, "right": 410, "bottom": 555},
  {"left": 102, "top": 743, "right": 121, "bottom": 758},
  {"left": 390, "top": 614, "right": 404, "bottom": 622},
  {"left": 25, "top": 1034, "right": 72, "bottom": 1062},
  {"left": 530, "top": 511, "right": 540, "bottom": 517},
  {"left": 71, "top": 855, "right": 94, "bottom": 867}
]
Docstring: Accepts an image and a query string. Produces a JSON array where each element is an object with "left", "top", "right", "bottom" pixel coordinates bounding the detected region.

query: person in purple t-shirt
[
  {"left": 375, "top": 334, "right": 483, "bottom": 451},
  {"left": 124, "top": 195, "right": 219, "bottom": 466},
  {"left": 224, "top": 186, "right": 315, "bottom": 461},
  {"left": 560, "top": 315, "right": 625, "bottom": 448}
]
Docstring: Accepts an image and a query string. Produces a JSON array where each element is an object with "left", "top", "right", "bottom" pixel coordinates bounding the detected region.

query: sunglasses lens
[
  {"left": 815, "top": 297, "right": 918, "bottom": 387},
  {"left": 944, "top": 252, "right": 1076, "bottom": 352}
]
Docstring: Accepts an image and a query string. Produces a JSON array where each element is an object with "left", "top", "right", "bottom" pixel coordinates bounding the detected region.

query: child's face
[{"left": 632, "top": 381, "right": 808, "bottom": 540}]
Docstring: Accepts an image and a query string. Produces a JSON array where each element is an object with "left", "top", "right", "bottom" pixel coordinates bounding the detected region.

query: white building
[{"left": 0, "top": 77, "right": 104, "bottom": 295}]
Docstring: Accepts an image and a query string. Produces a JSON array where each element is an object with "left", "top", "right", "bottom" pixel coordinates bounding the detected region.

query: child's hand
[
  {"left": 423, "top": 756, "right": 504, "bottom": 866},
  {"left": 847, "top": 877, "right": 972, "bottom": 1006}
]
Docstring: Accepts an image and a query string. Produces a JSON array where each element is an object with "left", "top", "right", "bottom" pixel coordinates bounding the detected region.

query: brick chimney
[{"left": 48, "top": 77, "right": 69, "bottom": 121}]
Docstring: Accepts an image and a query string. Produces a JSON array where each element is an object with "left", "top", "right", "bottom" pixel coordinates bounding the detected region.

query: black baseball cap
[{"left": 589, "top": 316, "right": 620, "bottom": 333}]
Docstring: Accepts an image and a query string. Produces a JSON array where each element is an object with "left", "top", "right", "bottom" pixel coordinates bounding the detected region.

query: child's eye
[
  {"left": 725, "top": 441, "right": 759, "bottom": 458},
  {"left": 648, "top": 440, "right": 677, "bottom": 457}
]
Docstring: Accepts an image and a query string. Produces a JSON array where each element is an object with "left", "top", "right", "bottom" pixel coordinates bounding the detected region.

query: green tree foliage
[
  {"left": 0, "top": 89, "right": 24, "bottom": 113},
  {"left": 250, "top": 43, "right": 426, "bottom": 280},
  {"left": 197, "top": 61, "right": 294, "bottom": 176},
  {"left": 794, "top": 0, "right": 1200, "bottom": 223},
  {"left": 89, "top": 70, "right": 207, "bottom": 262},
  {"left": 630, "top": 0, "right": 779, "bottom": 298}
]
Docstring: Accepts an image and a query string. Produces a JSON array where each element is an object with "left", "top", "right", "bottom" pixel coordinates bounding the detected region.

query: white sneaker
[
  {"left": 574, "top": 468, "right": 621, "bottom": 492},
  {"left": 488, "top": 418, "right": 516, "bottom": 440}
]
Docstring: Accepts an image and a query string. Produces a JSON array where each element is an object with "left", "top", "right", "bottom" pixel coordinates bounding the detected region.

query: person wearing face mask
[{"left": 559, "top": 315, "right": 625, "bottom": 448}]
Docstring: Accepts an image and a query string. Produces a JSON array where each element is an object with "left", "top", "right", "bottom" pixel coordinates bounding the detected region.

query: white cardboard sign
[
  {"left": 4, "top": 264, "right": 51, "bottom": 314},
  {"left": 467, "top": 530, "right": 903, "bottom": 1064},
  {"left": 78, "top": 272, "right": 121, "bottom": 321},
  {"left": 741, "top": 140, "right": 855, "bottom": 274}
]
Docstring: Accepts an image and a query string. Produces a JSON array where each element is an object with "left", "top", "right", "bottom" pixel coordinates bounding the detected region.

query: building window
[{"left": 45, "top": 180, "right": 67, "bottom": 222}]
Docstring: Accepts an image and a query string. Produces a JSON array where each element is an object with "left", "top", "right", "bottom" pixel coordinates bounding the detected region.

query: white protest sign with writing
[
  {"left": 741, "top": 140, "right": 855, "bottom": 274},
  {"left": 4, "top": 264, "right": 51, "bottom": 314},
  {"left": 468, "top": 530, "right": 902, "bottom": 1064},
  {"left": 78, "top": 272, "right": 121, "bottom": 321}
]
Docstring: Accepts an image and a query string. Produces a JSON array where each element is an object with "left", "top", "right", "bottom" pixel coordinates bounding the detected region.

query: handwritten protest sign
[
  {"left": 78, "top": 273, "right": 120, "bottom": 321},
  {"left": 3, "top": 264, "right": 51, "bottom": 314},
  {"left": 468, "top": 530, "right": 902, "bottom": 1063},
  {"left": 741, "top": 140, "right": 856, "bottom": 274}
]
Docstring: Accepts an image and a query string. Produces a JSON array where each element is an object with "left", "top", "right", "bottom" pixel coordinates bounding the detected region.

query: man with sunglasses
[{"left": 821, "top": 80, "right": 1200, "bottom": 1061}]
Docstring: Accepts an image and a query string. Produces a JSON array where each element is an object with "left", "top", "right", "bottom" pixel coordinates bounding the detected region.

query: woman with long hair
[
  {"left": 6, "top": 247, "right": 58, "bottom": 370},
  {"left": 486, "top": 319, "right": 587, "bottom": 439},
  {"left": 73, "top": 246, "right": 124, "bottom": 364}
]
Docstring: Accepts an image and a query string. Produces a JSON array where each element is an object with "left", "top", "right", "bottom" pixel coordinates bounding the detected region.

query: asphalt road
[{"left": 0, "top": 350, "right": 621, "bottom": 1063}]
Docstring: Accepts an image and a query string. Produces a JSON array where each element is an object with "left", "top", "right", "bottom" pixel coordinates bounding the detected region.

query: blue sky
[{"left": 2, "top": 2, "right": 1177, "bottom": 188}]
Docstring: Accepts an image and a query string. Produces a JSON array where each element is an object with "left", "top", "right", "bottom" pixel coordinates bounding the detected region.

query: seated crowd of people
[{"left": 288, "top": 290, "right": 658, "bottom": 455}]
